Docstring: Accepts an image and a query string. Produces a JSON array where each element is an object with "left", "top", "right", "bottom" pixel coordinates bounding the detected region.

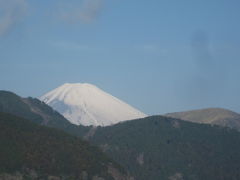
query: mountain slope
[
  {"left": 88, "top": 116, "right": 240, "bottom": 180},
  {"left": 0, "top": 112, "right": 130, "bottom": 180},
  {"left": 166, "top": 108, "right": 240, "bottom": 130},
  {"left": 40, "top": 83, "right": 146, "bottom": 126},
  {"left": 0, "top": 90, "right": 90, "bottom": 137}
]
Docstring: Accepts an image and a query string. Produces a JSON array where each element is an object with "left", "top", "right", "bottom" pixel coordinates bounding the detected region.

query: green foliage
[
  {"left": 90, "top": 116, "right": 240, "bottom": 180},
  {"left": 0, "top": 112, "right": 123, "bottom": 179}
]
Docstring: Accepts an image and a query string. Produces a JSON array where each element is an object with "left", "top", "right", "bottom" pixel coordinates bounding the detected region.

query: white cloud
[{"left": 0, "top": 0, "right": 28, "bottom": 36}]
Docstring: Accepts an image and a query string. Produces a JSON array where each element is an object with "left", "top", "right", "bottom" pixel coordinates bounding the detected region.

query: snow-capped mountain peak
[{"left": 40, "top": 83, "right": 147, "bottom": 126}]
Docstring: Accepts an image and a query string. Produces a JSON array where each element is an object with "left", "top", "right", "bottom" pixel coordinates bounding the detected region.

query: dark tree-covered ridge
[{"left": 0, "top": 112, "right": 128, "bottom": 180}]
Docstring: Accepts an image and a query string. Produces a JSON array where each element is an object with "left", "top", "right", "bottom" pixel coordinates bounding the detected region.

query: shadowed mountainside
[
  {"left": 0, "top": 90, "right": 90, "bottom": 137},
  {"left": 89, "top": 116, "right": 240, "bottom": 180},
  {"left": 0, "top": 112, "right": 130, "bottom": 180}
]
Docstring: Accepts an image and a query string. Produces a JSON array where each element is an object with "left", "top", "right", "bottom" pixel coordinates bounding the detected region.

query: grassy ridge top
[{"left": 166, "top": 108, "right": 240, "bottom": 130}]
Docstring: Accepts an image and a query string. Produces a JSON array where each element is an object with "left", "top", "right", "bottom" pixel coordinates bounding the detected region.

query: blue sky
[{"left": 1, "top": 0, "right": 240, "bottom": 115}]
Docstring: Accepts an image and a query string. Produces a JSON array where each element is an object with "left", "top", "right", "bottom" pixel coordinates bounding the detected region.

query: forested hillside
[
  {"left": 0, "top": 112, "right": 130, "bottom": 180},
  {"left": 89, "top": 116, "right": 240, "bottom": 180}
]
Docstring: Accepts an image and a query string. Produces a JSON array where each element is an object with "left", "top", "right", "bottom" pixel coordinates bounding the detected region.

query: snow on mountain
[{"left": 39, "top": 83, "right": 147, "bottom": 126}]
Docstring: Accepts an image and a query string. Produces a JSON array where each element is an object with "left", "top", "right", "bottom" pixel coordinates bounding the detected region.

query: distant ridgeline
[
  {"left": 1, "top": 90, "right": 240, "bottom": 180},
  {"left": 166, "top": 108, "right": 240, "bottom": 131}
]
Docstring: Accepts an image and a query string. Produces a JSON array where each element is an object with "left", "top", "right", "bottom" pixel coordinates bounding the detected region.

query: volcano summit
[{"left": 40, "top": 83, "right": 146, "bottom": 126}]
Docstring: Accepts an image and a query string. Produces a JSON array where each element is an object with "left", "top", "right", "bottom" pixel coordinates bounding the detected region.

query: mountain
[
  {"left": 40, "top": 83, "right": 146, "bottom": 126},
  {"left": 0, "top": 112, "right": 131, "bottom": 180},
  {"left": 2, "top": 90, "right": 240, "bottom": 179},
  {"left": 165, "top": 108, "right": 240, "bottom": 130},
  {"left": 88, "top": 116, "right": 240, "bottom": 180},
  {"left": 0, "top": 90, "right": 90, "bottom": 137}
]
